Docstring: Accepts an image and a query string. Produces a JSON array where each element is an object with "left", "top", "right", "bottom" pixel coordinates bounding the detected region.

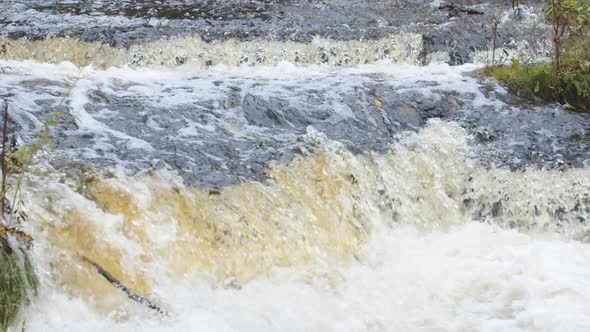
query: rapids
[
  {"left": 1, "top": 1, "right": 590, "bottom": 331},
  {"left": 15, "top": 117, "right": 590, "bottom": 332}
]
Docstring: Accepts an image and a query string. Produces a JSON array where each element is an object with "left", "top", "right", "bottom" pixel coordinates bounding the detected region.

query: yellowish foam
[
  {"left": 23, "top": 150, "right": 384, "bottom": 313},
  {"left": 0, "top": 38, "right": 126, "bottom": 68},
  {"left": 14, "top": 121, "right": 473, "bottom": 313},
  {"left": 0, "top": 34, "right": 423, "bottom": 68},
  {"left": 18, "top": 121, "right": 590, "bottom": 315}
]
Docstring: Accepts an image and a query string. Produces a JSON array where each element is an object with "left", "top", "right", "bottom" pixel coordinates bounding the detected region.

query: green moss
[
  {"left": 484, "top": 60, "right": 548, "bottom": 92},
  {"left": 0, "top": 244, "right": 37, "bottom": 332}
]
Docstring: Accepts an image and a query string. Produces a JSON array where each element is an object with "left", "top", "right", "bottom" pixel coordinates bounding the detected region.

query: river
[{"left": 2, "top": 1, "right": 590, "bottom": 331}]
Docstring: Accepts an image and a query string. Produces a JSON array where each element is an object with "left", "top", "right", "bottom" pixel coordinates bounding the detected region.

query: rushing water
[
  {"left": 2, "top": 1, "right": 590, "bottom": 331},
  {"left": 2, "top": 60, "right": 589, "bottom": 332}
]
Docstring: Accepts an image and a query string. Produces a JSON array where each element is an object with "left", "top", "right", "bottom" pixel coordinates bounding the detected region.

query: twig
[
  {"left": 8, "top": 173, "right": 24, "bottom": 227},
  {"left": 82, "top": 256, "right": 167, "bottom": 316},
  {"left": 491, "top": 17, "right": 499, "bottom": 67},
  {"left": 1, "top": 100, "right": 9, "bottom": 221}
]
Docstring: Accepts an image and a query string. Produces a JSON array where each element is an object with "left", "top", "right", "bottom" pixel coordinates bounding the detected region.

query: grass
[
  {"left": 484, "top": 55, "right": 590, "bottom": 112},
  {"left": 0, "top": 249, "right": 25, "bottom": 331},
  {"left": 0, "top": 247, "right": 37, "bottom": 332}
]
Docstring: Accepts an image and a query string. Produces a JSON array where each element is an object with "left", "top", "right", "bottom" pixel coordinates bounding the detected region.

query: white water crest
[{"left": 0, "top": 34, "right": 424, "bottom": 68}]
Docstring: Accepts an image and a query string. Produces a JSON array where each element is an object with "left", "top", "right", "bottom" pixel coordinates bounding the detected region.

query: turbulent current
[{"left": 2, "top": 1, "right": 590, "bottom": 331}]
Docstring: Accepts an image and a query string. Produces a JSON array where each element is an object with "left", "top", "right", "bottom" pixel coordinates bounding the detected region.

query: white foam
[{"left": 19, "top": 223, "right": 590, "bottom": 332}]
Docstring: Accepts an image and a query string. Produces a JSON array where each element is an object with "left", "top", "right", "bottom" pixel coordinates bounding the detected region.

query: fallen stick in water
[{"left": 82, "top": 256, "right": 167, "bottom": 316}]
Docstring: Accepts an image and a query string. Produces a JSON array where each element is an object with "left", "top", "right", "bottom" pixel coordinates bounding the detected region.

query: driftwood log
[{"left": 82, "top": 257, "right": 167, "bottom": 316}]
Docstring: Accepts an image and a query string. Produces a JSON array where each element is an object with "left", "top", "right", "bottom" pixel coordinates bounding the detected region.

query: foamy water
[
  {"left": 0, "top": 34, "right": 423, "bottom": 68},
  {"left": 21, "top": 223, "right": 590, "bottom": 332},
  {"left": 7, "top": 119, "right": 590, "bottom": 332},
  {"left": 2, "top": 56, "right": 590, "bottom": 331}
]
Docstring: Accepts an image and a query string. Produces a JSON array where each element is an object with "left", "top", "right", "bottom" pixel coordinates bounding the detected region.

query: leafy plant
[{"left": 546, "top": 0, "right": 590, "bottom": 71}]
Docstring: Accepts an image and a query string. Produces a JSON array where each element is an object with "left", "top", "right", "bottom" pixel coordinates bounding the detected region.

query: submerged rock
[{"left": 2, "top": 62, "right": 590, "bottom": 188}]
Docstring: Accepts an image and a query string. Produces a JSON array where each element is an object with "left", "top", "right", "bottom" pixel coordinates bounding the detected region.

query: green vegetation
[
  {"left": 484, "top": 58, "right": 590, "bottom": 111},
  {"left": 485, "top": 0, "right": 590, "bottom": 112},
  {"left": 0, "top": 249, "right": 26, "bottom": 331},
  {"left": 0, "top": 100, "right": 60, "bottom": 332},
  {"left": 0, "top": 247, "right": 37, "bottom": 331}
]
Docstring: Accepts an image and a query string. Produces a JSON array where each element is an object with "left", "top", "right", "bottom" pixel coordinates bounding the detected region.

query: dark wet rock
[
  {"left": 7, "top": 59, "right": 590, "bottom": 188},
  {"left": 242, "top": 94, "right": 297, "bottom": 128},
  {"left": 5, "top": 66, "right": 485, "bottom": 186},
  {"left": 438, "top": 4, "right": 485, "bottom": 16},
  {"left": 19, "top": 73, "right": 588, "bottom": 187},
  {"left": 459, "top": 101, "right": 590, "bottom": 170},
  {"left": 391, "top": 108, "right": 421, "bottom": 128},
  {"left": 1, "top": 0, "right": 549, "bottom": 64}
]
